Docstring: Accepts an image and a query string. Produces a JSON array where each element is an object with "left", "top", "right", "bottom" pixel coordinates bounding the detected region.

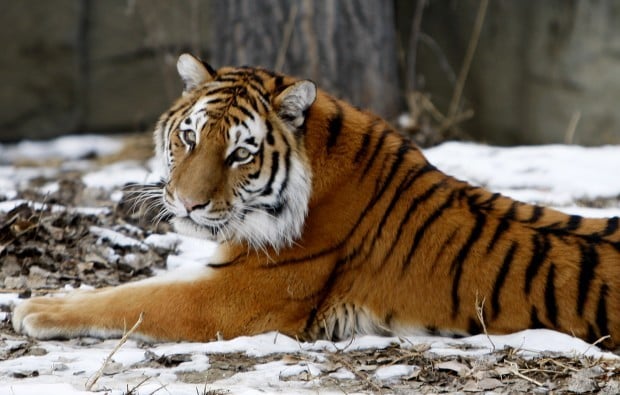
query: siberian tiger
[{"left": 12, "top": 54, "right": 619, "bottom": 349}]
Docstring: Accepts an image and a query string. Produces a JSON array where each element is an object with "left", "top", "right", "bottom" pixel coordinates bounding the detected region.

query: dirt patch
[
  {"left": 168, "top": 345, "right": 619, "bottom": 394},
  {"left": 0, "top": 174, "right": 172, "bottom": 295}
]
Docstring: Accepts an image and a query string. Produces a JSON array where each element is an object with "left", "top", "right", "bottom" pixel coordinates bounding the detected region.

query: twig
[
  {"left": 274, "top": 4, "right": 298, "bottom": 71},
  {"left": 85, "top": 312, "right": 144, "bottom": 391},
  {"left": 124, "top": 376, "right": 151, "bottom": 395},
  {"left": 508, "top": 362, "right": 544, "bottom": 387},
  {"left": 544, "top": 358, "right": 579, "bottom": 372},
  {"left": 564, "top": 110, "right": 581, "bottom": 144},
  {"left": 330, "top": 353, "right": 384, "bottom": 394},
  {"left": 583, "top": 334, "right": 611, "bottom": 356},
  {"left": 444, "top": 0, "right": 489, "bottom": 129},
  {"left": 439, "top": 109, "right": 475, "bottom": 133},
  {"left": 419, "top": 33, "right": 457, "bottom": 84},
  {"left": 475, "top": 293, "right": 495, "bottom": 351},
  {"left": 406, "top": 0, "right": 427, "bottom": 92}
]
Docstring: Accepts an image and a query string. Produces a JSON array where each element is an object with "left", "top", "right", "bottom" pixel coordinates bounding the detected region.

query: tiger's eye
[
  {"left": 234, "top": 148, "right": 250, "bottom": 160},
  {"left": 229, "top": 147, "right": 253, "bottom": 165}
]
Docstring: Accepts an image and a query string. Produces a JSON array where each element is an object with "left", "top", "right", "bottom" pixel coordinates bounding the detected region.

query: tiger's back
[
  {"left": 287, "top": 90, "right": 620, "bottom": 348},
  {"left": 12, "top": 54, "right": 620, "bottom": 348}
]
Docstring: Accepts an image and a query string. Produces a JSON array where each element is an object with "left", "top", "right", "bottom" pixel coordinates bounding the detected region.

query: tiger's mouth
[{"left": 172, "top": 215, "right": 231, "bottom": 241}]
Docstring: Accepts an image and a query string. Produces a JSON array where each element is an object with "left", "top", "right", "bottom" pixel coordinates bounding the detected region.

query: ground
[{"left": 0, "top": 134, "right": 619, "bottom": 394}]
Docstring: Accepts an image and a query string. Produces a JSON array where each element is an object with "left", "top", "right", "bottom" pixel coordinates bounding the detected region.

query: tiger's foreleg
[{"left": 12, "top": 265, "right": 310, "bottom": 342}]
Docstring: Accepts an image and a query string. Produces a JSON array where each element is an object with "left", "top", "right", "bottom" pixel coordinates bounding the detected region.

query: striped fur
[{"left": 13, "top": 54, "right": 619, "bottom": 349}]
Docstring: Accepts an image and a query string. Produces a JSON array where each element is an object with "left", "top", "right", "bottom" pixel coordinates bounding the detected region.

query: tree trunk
[{"left": 207, "top": 0, "right": 402, "bottom": 120}]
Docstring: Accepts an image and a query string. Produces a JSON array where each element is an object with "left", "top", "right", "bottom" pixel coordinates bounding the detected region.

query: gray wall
[
  {"left": 2, "top": 0, "right": 620, "bottom": 146},
  {"left": 416, "top": 0, "right": 620, "bottom": 145}
]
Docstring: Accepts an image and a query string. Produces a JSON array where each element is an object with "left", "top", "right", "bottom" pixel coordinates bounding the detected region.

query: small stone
[
  {"left": 436, "top": 360, "right": 470, "bottom": 377},
  {"left": 4, "top": 275, "right": 27, "bottom": 289},
  {"left": 463, "top": 380, "right": 481, "bottom": 392},
  {"left": 567, "top": 377, "right": 597, "bottom": 393},
  {"left": 28, "top": 347, "right": 48, "bottom": 356},
  {"left": 478, "top": 378, "right": 504, "bottom": 390},
  {"left": 53, "top": 363, "right": 69, "bottom": 371},
  {"left": 102, "top": 361, "right": 123, "bottom": 375}
]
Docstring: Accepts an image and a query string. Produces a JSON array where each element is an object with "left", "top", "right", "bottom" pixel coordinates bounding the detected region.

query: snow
[
  {"left": 1, "top": 135, "right": 619, "bottom": 394},
  {"left": 0, "top": 135, "right": 123, "bottom": 164},
  {"left": 374, "top": 364, "right": 418, "bottom": 381},
  {"left": 425, "top": 142, "right": 620, "bottom": 211},
  {"left": 90, "top": 226, "right": 149, "bottom": 250}
]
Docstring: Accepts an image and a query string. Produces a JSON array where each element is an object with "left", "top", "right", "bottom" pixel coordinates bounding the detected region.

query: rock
[{"left": 436, "top": 360, "right": 470, "bottom": 377}]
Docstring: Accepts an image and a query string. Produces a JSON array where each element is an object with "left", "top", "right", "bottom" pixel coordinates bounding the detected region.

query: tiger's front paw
[{"left": 12, "top": 296, "right": 96, "bottom": 340}]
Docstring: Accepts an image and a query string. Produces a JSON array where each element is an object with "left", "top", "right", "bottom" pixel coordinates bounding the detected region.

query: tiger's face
[{"left": 154, "top": 54, "right": 316, "bottom": 251}]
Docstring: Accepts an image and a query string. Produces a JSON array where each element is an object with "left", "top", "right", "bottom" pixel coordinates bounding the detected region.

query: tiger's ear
[
  {"left": 274, "top": 80, "right": 317, "bottom": 128},
  {"left": 176, "top": 53, "right": 216, "bottom": 93}
]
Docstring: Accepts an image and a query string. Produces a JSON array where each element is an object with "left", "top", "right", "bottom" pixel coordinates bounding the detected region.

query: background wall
[{"left": 1, "top": 0, "right": 620, "bottom": 146}]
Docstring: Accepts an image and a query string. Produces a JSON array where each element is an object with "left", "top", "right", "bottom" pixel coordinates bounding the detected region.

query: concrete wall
[
  {"left": 417, "top": 0, "right": 620, "bottom": 145},
  {"left": 2, "top": 0, "right": 620, "bottom": 146}
]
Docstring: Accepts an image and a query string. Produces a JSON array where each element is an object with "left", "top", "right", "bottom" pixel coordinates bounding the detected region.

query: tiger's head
[{"left": 154, "top": 54, "right": 316, "bottom": 251}]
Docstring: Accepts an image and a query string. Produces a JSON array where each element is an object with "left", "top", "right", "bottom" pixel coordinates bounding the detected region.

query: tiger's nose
[{"left": 179, "top": 196, "right": 209, "bottom": 212}]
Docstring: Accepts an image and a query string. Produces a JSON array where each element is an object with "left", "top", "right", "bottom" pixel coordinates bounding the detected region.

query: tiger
[{"left": 12, "top": 53, "right": 619, "bottom": 349}]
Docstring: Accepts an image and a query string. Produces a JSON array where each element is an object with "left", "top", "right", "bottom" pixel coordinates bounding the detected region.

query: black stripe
[
  {"left": 566, "top": 215, "right": 582, "bottom": 231},
  {"left": 398, "top": 180, "right": 449, "bottom": 271},
  {"left": 398, "top": 188, "right": 454, "bottom": 270},
  {"left": 577, "top": 243, "right": 599, "bottom": 316},
  {"left": 230, "top": 114, "right": 242, "bottom": 126},
  {"left": 205, "top": 97, "right": 224, "bottom": 105},
  {"left": 261, "top": 152, "right": 280, "bottom": 196},
  {"left": 490, "top": 242, "right": 517, "bottom": 319},
  {"left": 259, "top": 91, "right": 270, "bottom": 106},
  {"left": 360, "top": 129, "right": 390, "bottom": 178},
  {"left": 451, "top": 202, "right": 488, "bottom": 276},
  {"left": 376, "top": 165, "right": 436, "bottom": 256},
  {"left": 530, "top": 307, "right": 545, "bottom": 329},
  {"left": 486, "top": 202, "right": 517, "bottom": 253},
  {"left": 524, "top": 234, "right": 551, "bottom": 295},
  {"left": 237, "top": 104, "right": 255, "bottom": 120},
  {"left": 247, "top": 80, "right": 269, "bottom": 97},
  {"left": 244, "top": 136, "right": 257, "bottom": 147},
  {"left": 326, "top": 102, "right": 344, "bottom": 151},
  {"left": 274, "top": 75, "right": 284, "bottom": 91},
  {"left": 487, "top": 219, "right": 511, "bottom": 254},
  {"left": 301, "top": 244, "right": 362, "bottom": 334},
  {"left": 600, "top": 217, "right": 619, "bottom": 237},
  {"left": 544, "top": 263, "right": 558, "bottom": 327},
  {"left": 586, "top": 324, "right": 598, "bottom": 343},
  {"left": 467, "top": 318, "right": 482, "bottom": 335},
  {"left": 369, "top": 140, "right": 411, "bottom": 208},
  {"left": 526, "top": 206, "right": 544, "bottom": 223},
  {"left": 451, "top": 211, "right": 486, "bottom": 317},
  {"left": 265, "top": 120, "right": 275, "bottom": 145},
  {"left": 355, "top": 133, "right": 372, "bottom": 163},
  {"left": 248, "top": 143, "right": 265, "bottom": 179},
  {"left": 205, "top": 86, "right": 234, "bottom": 97},
  {"left": 595, "top": 283, "right": 610, "bottom": 337},
  {"left": 375, "top": 170, "right": 421, "bottom": 239},
  {"left": 479, "top": 192, "right": 501, "bottom": 208},
  {"left": 425, "top": 325, "right": 439, "bottom": 336},
  {"left": 278, "top": 146, "right": 291, "bottom": 201},
  {"left": 215, "top": 76, "right": 241, "bottom": 83},
  {"left": 430, "top": 228, "right": 460, "bottom": 272}
]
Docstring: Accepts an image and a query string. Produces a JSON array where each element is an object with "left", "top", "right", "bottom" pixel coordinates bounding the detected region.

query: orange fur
[{"left": 13, "top": 54, "right": 619, "bottom": 348}]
